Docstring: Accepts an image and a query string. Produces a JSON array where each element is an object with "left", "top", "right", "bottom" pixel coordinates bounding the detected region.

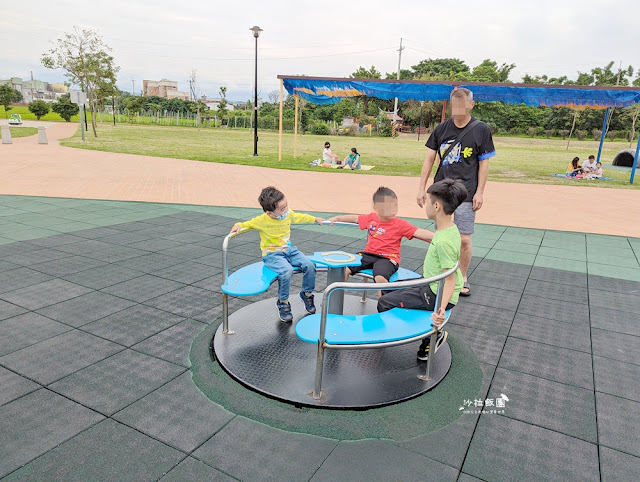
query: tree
[
  {"left": 469, "top": 59, "right": 516, "bottom": 82},
  {"left": 51, "top": 95, "right": 79, "bottom": 121},
  {"left": 217, "top": 86, "right": 229, "bottom": 120},
  {"left": 0, "top": 84, "right": 22, "bottom": 118},
  {"left": 28, "top": 100, "right": 50, "bottom": 120},
  {"left": 411, "top": 58, "right": 469, "bottom": 78},
  {"left": 42, "top": 27, "right": 120, "bottom": 137}
]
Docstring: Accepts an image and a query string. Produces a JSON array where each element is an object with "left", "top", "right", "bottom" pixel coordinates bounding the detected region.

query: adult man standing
[{"left": 416, "top": 88, "right": 496, "bottom": 296}]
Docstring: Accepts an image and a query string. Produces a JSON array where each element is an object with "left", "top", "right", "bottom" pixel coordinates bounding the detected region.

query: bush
[
  {"left": 625, "top": 131, "right": 635, "bottom": 142},
  {"left": 575, "top": 130, "right": 587, "bottom": 141},
  {"left": 526, "top": 127, "right": 537, "bottom": 137},
  {"left": 544, "top": 129, "right": 555, "bottom": 138},
  {"left": 509, "top": 127, "right": 520, "bottom": 136},
  {"left": 607, "top": 130, "right": 617, "bottom": 141},
  {"left": 311, "top": 122, "right": 329, "bottom": 135},
  {"left": 558, "top": 129, "right": 570, "bottom": 139},
  {"left": 592, "top": 129, "right": 602, "bottom": 140},
  {"left": 487, "top": 122, "right": 498, "bottom": 135},
  {"left": 28, "top": 100, "right": 50, "bottom": 120}
]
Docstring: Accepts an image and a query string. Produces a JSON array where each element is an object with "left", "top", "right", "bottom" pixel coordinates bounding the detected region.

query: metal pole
[
  {"left": 112, "top": 96, "right": 116, "bottom": 126},
  {"left": 293, "top": 94, "right": 299, "bottom": 158},
  {"left": 253, "top": 35, "right": 259, "bottom": 156},
  {"left": 630, "top": 134, "right": 640, "bottom": 184},
  {"left": 79, "top": 103, "right": 85, "bottom": 141},
  {"left": 278, "top": 79, "right": 284, "bottom": 162},
  {"left": 313, "top": 294, "right": 331, "bottom": 399},
  {"left": 83, "top": 104, "right": 88, "bottom": 130},
  {"left": 392, "top": 38, "right": 403, "bottom": 123},
  {"left": 596, "top": 107, "right": 610, "bottom": 164},
  {"left": 424, "top": 278, "right": 445, "bottom": 381}
]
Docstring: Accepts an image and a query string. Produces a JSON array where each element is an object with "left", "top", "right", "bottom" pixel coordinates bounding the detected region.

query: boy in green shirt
[
  {"left": 230, "top": 186, "right": 324, "bottom": 323},
  {"left": 377, "top": 179, "right": 467, "bottom": 361}
]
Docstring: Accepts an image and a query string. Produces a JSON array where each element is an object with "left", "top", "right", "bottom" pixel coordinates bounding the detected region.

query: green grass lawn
[
  {"left": 58, "top": 123, "right": 639, "bottom": 189},
  {"left": 1, "top": 105, "right": 83, "bottom": 123},
  {"left": 8, "top": 127, "right": 38, "bottom": 138}
]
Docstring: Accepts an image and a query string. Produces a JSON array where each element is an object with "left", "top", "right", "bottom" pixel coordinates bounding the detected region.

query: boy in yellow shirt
[{"left": 230, "top": 186, "right": 325, "bottom": 322}]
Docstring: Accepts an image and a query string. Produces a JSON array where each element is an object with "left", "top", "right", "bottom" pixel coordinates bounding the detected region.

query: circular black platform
[{"left": 212, "top": 295, "right": 452, "bottom": 409}]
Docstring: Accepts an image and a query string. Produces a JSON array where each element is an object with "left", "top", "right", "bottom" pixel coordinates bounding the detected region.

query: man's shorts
[
  {"left": 348, "top": 252, "right": 399, "bottom": 281},
  {"left": 454, "top": 201, "right": 475, "bottom": 235}
]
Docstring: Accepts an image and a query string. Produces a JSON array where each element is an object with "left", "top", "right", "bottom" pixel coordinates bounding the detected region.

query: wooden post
[
  {"left": 294, "top": 95, "right": 299, "bottom": 158},
  {"left": 278, "top": 78, "right": 284, "bottom": 162}
]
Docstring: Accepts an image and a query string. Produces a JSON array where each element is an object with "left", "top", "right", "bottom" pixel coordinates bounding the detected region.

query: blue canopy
[{"left": 279, "top": 76, "right": 640, "bottom": 108}]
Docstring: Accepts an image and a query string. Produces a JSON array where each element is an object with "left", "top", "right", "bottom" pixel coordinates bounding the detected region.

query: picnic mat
[
  {"left": 552, "top": 174, "right": 615, "bottom": 180},
  {"left": 329, "top": 164, "right": 375, "bottom": 171}
]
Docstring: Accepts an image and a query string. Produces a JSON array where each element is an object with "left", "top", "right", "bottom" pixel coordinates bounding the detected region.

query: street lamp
[{"left": 250, "top": 25, "right": 262, "bottom": 156}]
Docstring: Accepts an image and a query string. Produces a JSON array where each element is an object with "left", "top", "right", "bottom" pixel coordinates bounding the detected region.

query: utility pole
[
  {"left": 132, "top": 79, "right": 135, "bottom": 96},
  {"left": 393, "top": 38, "right": 404, "bottom": 123}
]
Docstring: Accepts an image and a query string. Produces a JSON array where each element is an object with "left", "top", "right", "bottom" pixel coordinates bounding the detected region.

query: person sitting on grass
[
  {"left": 566, "top": 157, "right": 584, "bottom": 178},
  {"left": 230, "top": 186, "right": 325, "bottom": 323},
  {"left": 328, "top": 186, "right": 435, "bottom": 295},
  {"left": 585, "top": 162, "right": 604, "bottom": 179},
  {"left": 323, "top": 142, "right": 341, "bottom": 165},
  {"left": 341, "top": 147, "right": 361, "bottom": 170},
  {"left": 582, "top": 155, "right": 597, "bottom": 173},
  {"left": 377, "top": 179, "right": 467, "bottom": 362}
]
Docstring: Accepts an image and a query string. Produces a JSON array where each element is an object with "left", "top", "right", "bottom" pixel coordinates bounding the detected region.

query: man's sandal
[{"left": 460, "top": 281, "right": 471, "bottom": 297}]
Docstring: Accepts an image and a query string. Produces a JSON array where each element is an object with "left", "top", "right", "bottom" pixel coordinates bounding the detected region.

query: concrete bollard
[
  {"left": 1, "top": 125, "right": 12, "bottom": 144},
  {"left": 38, "top": 126, "right": 48, "bottom": 145}
]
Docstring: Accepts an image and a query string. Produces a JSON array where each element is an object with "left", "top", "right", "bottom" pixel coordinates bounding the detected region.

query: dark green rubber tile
[
  {"left": 0, "top": 330, "right": 123, "bottom": 385},
  {"left": 468, "top": 269, "right": 527, "bottom": 293},
  {"left": 462, "top": 414, "right": 599, "bottom": 481},
  {"left": 447, "top": 302, "right": 515, "bottom": 335},
  {"left": 528, "top": 266, "right": 587, "bottom": 287},
  {"left": 589, "top": 289, "right": 640, "bottom": 315},
  {"left": 499, "top": 337, "right": 593, "bottom": 389},
  {"left": 0, "top": 312, "right": 72, "bottom": 356},
  {"left": 594, "top": 355, "right": 640, "bottom": 403},
  {"left": 132, "top": 319, "right": 205, "bottom": 366},
  {"left": 114, "top": 372, "right": 234, "bottom": 452},
  {"left": 49, "top": 349, "right": 185, "bottom": 416},
  {"left": 489, "top": 368, "right": 597, "bottom": 442},
  {"left": 36, "top": 291, "right": 137, "bottom": 328},
  {"left": 83, "top": 304, "right": 185, "bottom": 347},
  {"left": 101, "top": 275, "right": 186, "bottom": 303},
  {"left": 0, "top": 267, "right": 53, "bottom": 294},
  {"left": 599, "top": 447, "right": 640, "bottom": 482},
  {"left": 193, "top": 416, "right": 337, "bottom": 481},
  {"left": 0, "top": 389, "right": 104, "bottom": 478},
  {"left": 597, "top": 392, "right": 640, "bottom": 457},
  {"left": 446, "top": 323, "right": 507, "bottom": 366},
  {"left": 61, "top": 263, "right": 144, "bottom": 290},
  {"left": 517, "top": 294, "right": 589, "bottom": 324},
  {"left": 509, "top": 312, "right": 592, "bottom": 353},
  {"left": 591, "top": 328, "right": 640, "bottom": 366},
  {"left": 144, "top": 286, "right": 222, "bottom": 318},
  {"left": 160, "top": 457, "right": 235, "bottom": 481},
  {"left": 524, "top": 278, "right": 588, "bottom": 303},
  {"left": 589, "top": 306, "right": 640, "bottom": 337},
  {"left": 312, "top": 440, "right": 458, "bottom": 482},
  {"left": 0, "top": 366, "right": 39, "bottom": 406},
  {"left": 3, "top": 419, "right": 183, "bottom": 482}
]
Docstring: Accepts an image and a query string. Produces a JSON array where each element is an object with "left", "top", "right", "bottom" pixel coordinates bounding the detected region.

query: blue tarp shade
[{"left": 282, "top": 78, "right": 640, "bottom": 108}]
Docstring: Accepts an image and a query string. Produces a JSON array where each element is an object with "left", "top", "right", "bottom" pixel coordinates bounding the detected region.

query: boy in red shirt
[{"left": 328, "top": 187, "right": 434, "bottom": 286}]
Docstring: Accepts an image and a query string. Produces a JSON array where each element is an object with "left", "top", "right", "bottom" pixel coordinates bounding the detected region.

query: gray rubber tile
[
  {"left": 0, "top": 389, "right": 104, "bottom": 478},
  {"left": 28, "top": 255, "right": 106, "bottom": 276},
  {"left": 97, "top": 231, "right": 153, "bottom": 246},
  {"left": 474, "top": 258, "right": 532, "bottom": 278},
  {"left": 101, "top": 275, "right": 185, "bottom": 303},
  {"left": 36, "top": 291, "right": 137, "bottom": 327},
  {"left": 127, "top": 237, "right": 183, "bottom": 253},
  {"left": 160, "top": 457, "right": 234, "bottom": 481},
  {"left": 71, "top": 226, "right": 124, "bottom": 239},
  {"left": 83, "top": 304, "right": 185, "bottom": 347},
  {"left": 52, "top": 239, "right": 114, "bottom": 255},
  {"left": 25, "top": 233, "right": 84, "bottom": 248},
  {"left": 161, "top": 231, "right": 217, "bottom": 244},
  {"left": 109, "top": 221, "right": 156, "bottom": 232},
  {"left": 499, "top": 337, "right": 594, "bottom": 389},
  {"left": 197, "top": 252, "right": 256, "bottom": 270},
  {"left": 192, "top": 273, "right": 224, "bottom": 292},
  {"left": 0, "top": 267, "right": 53, "bottom": 294},
  {"left": 312, "top": 439, "right": 458, "bottom": 482},
  {"left": 156, "top": 244, "right": 218, "bottom": 261},
  {"left": 457, "top": 474, "right": 484, "bottom": 482},
  {"left": 509, "top": 312, "right": 592, "bottom": 353},
  {"left": 0, "top": 312, "right": 72, "bottom": 356},
  {"left": 0, "top": 242, "right": 45, "bottom": 258},
  {"left": 0, "top": 330, "right": 123, "bottom": 385},
  {"left": 0, "top": 299, "right": 27, "bottom": 321},
  {"left": 524, "top": 278, "right": 588, "bottom": 303},
  {"left": 463, "top": 284, "right": 522, "bottom": 312},
  {"left": 61, "top": 263, "right": 144, "bottom": 290},
  {"left": 446, "top": 324, "right": 507, "bottom": 366},
  {"left": 529, "top": 266, "right": 587, "bottom": 287},
  {"left": 114, "top": 253, "right": 184, "bottom": 273},
  {"left": 132, "top": 319, "right": 205, "bottom": 366},
  {"left": 517, "top": 294, "right": 590, "bottom": 324},
  {"left": 594, "top": 355, "right": 640, "bottom": 403},
  {"left": 193, "top": 416, "right": 337, "bottom": 481},
  {"left": 462, "top": 413, "right": 599, "bottom": 481},
  {"left": 591, "top": 328, "right": 640, "bottom": 366},
  {"left": 150, "top": 260, "right": 220, "bottom": 285},
  {"left": 0, "top": 366, "right": 39, "bottom": 406},
  {"left": 144, "top": 286, "right": 222, "bottom": 318},
  {"left": 588, "top": 274, "right": 640, "bottom": 295},
  {"left": 597, "top": 392, "right": 640, "bottom": 457},
  {"left": 8, "top": 248, "right": 71, "bottom": 267},
  {"left": 191, "top": 298, "right": 256, "bottom": 324},
  {"left": 80, "top": 245, "right": 149, "bottom": 263},
  {"left": 590, "top": 289, "right": 640, "bottom": 315},
  {"left": 0, "top": 279, "right": 92, "bottom": 310},
  {"left": 590, "top": 306, "right": 640, "bottom": 337},
  {"left": 447, "top": 302, "right": 514, "bottom": 335},
  {"left": 468, "top": 269, "right": 527, "bottom": 292},
  {"left": 3, "top": 418, "right": 183, "bottom": 482},
  {"left": 489, "top": 368, "right": 597, "bottom": 442},
  {"left": 114, "top": 371, "right": 234, "bottom": 452},
  {"left": 49, "top": 349, "right": 185, "bottom": 416},
  {"left": 0, "top": 259, "right": 19, "bottom": 273},
  {"left": 599, "top": 447, "right": 640, "bottom": 482}
]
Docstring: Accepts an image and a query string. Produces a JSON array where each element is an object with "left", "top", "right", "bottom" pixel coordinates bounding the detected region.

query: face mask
[{"left": 274, "top": 209, "right": 289, "bottom": 221}]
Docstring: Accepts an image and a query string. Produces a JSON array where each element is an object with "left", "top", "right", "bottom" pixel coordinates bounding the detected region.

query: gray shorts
[{"left": 453, "top": 201, "right": 475, "bottom": 235}]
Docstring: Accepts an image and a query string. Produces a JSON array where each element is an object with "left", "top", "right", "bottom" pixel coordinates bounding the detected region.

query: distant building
[
  {"left": 143, "top": 79, "right": 189, "bottom": 100},
  {"left": 0, "top": 77, "right": 62, "bottom": 102},
  {"left": 202, "top": 98, "right": 234, "bottom": 111}
]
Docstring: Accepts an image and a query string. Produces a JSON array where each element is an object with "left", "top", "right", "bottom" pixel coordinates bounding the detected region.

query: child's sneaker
[
  {"left": 276, "top": 300, "right": 293, "bottom": 322},
  {"left": 417, "top": 330, "right": 448, "bottom": 361},
  {"left": 299, "top": 291, "right": 316, "bottom": 314}
]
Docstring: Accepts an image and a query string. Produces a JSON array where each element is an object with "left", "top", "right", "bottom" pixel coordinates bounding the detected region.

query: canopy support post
[
  {"left": 294, "top": 94, "right": 299, "bottom": 158},
  {"left": 596, "top": 107, "right": 610, "bottom": 164},
  {"left": 630, "top": 135, "right": 640, "bottom": 184},
  {"left": 440, "top": 100, "right": 447, "bottom": 123},
  {"left": 278, "top": 79, "right": 284, "bottom": 162}
]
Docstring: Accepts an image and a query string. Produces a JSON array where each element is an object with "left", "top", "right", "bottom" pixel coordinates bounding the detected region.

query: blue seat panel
[
  {"left": 221, "top": 260, "right": 321, "bottom": 296},
  {"left": 358, "top": 267, "right": 422, "bottom": 282},
  {"left": 295, "top": 308, "right": 451, "bottom": 345}
]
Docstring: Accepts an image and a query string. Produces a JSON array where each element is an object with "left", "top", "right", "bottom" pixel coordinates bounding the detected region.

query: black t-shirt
[{"left": 426, "top": 117, "right": 496, "bottom": 202}]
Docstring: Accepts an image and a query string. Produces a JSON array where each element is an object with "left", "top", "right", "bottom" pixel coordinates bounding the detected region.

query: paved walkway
[{"left": 1, "top": 122, "right": 640, "bottom": 237}]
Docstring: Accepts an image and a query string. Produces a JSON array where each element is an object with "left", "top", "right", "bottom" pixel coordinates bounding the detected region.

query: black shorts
[
  {"left": 377, "top": 285, "right": 456, "bottom": 313},
  {"left": 347, "top": 252, "right": 399, "bottom": 281}
]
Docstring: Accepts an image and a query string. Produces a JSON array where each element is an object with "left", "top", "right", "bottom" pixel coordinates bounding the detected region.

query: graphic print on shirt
[
  {"left": 439, "top": 141, "right": 463, "bottom": 165},
  {"left": 367, "top": 223, "right": 386, "bottom": 238}
]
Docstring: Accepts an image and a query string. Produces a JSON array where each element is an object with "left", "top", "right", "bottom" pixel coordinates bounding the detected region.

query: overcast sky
[{"left": 2, "top": 0, "right": 639, "bottom": 102}]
